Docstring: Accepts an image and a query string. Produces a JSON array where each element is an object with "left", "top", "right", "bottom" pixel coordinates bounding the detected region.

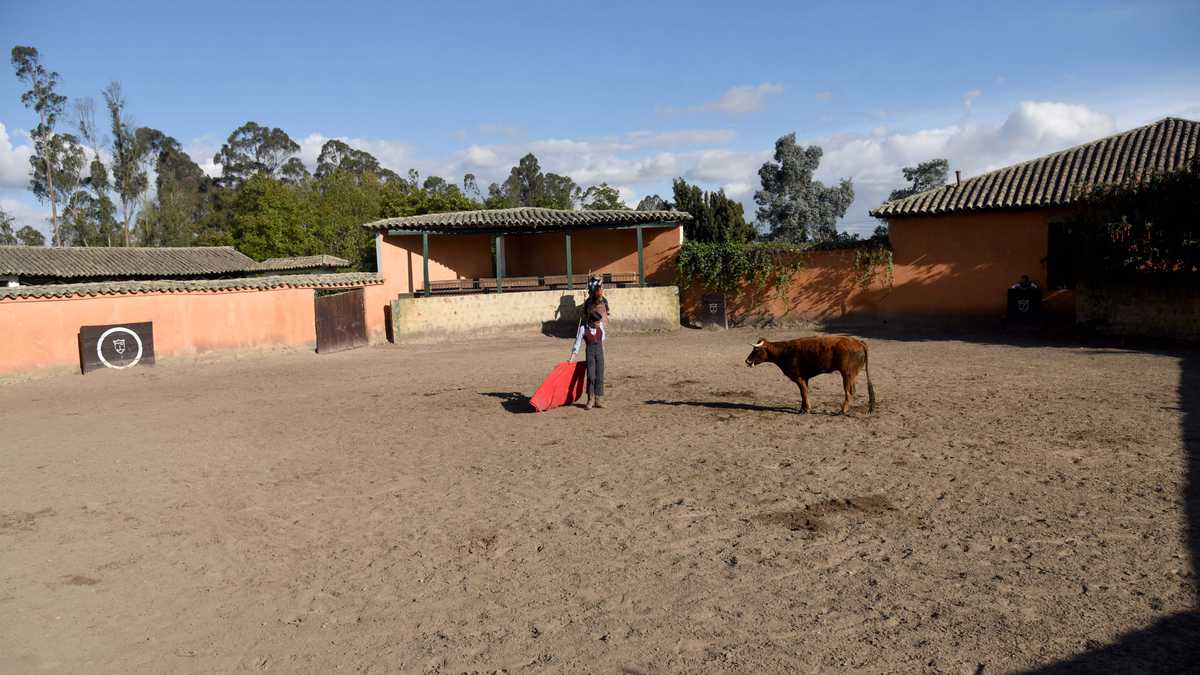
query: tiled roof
[
  {"left": 871, "top": 117, "right": 1200, "bottom": 218},
  {"left": 258, "top": 255, "right": 351, "bottom": 270},
  {"left": 0, "top": 245, "right": 258, "bottom": 278},
  {"left": 361, "top": 207, "right": 692, "bottom": 232},
  {"left": 0, "top": 273, "right": 381, "bottom": 301},
  {"left": 0, "top": 246, "right": 353, "bottom": 279}
]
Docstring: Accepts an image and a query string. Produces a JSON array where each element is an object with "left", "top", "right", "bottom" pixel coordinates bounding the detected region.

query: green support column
[
  {"left": 422, "top": 232, "right": 430, "bottom": 297},
  {"left": 565, "top": 231, "right": 573, "bottom": 290},
  {"left": 495, "top": 234, "right": 505, "bottom": 293},
  {"left": 636, "top": 226, "right": 645, "bottom": 287}
]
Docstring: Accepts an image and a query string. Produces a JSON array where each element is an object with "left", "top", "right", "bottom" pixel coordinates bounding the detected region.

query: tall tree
[
  {"left": 0, "top": 208, "right": 15, "bottom": 244},
  {"left": 754, "top": 133, "right": 854, "bottom": 243},
  {"left": 29, "top": 132, "right": 86, "bottom": 244},
  {"left": 314, "top": 139, "right": 397, "bottom": 181},
  {"left": 213, "top": 122, "right": 300, "bottom": 187},
  {"left": 672, "top": 178, "right": 755, "bottom": 243},
  {"left": 11, "top": 46, "right": 68, "bottom": 246},
  {"left": 888, "top": 158, "right": 949, "bottom": 201},
  {"left": 280, "top": 157, "right": 311, "bottom": 185},
  {"left": 580, "top": 183, "right": 628, "bottom": 210},
  {"left": 462, "top": 173, "right": 481, "bottom": 201},
  {"left": 136, "top": 128, "right": 212, "bottom": 246},
  {"left": 486, "top": 153, "right": 580, "bottom": 209},
  {"left": 103, "top": 82, "right": 149, "bottom": 246},
  {"left": 636, "top": 194, "right": 669, "bottom": 211},
  {"left": 17, "top": 225, "right": 46, "bottom": 246},
  {"left": 71, "top": 97, "right": 119, "bottom": 246}
]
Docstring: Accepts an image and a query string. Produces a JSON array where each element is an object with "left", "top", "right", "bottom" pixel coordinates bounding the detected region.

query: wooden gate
[{"left": 314, "top": 288, "right": 367, "bottom": 353}]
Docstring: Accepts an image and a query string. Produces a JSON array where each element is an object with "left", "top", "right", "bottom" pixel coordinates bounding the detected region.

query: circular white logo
[{"left": 96, "top": 327, "right": 144, "bottom": 370}]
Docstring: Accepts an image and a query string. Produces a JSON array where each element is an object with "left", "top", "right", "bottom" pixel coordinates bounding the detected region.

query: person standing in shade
[{"left": 568, "top": 309, "right": 607, "bottom": 410}]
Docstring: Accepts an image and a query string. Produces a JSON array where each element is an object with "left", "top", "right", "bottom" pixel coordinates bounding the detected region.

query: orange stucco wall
[
  {"left": 682, "top": 208, "right": 1075, "bottom": 323},
  {"left": 1, "top": 283, "right": 392, "bottom": 376},
  {"left": 883, "top": 208, "right": 1074, "bottom": 319},
  {"left": 379, "top": 225, "right": 684, "bottom": 289}
]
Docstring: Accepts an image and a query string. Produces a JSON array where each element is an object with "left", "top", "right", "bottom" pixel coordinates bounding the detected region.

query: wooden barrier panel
[
  {"left": 315, "top": 288, "right": 367, "bottom": 354},
  {"left": 78, "top": 321, "right": 156, "bottom": 374}
]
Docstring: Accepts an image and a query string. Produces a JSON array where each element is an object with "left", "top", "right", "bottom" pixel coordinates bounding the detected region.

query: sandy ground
[{"left": 1, "top": 327, "right": 1196, "bottom": 674}]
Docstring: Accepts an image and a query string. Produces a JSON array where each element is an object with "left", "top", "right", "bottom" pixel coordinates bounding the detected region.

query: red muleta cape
[{"left": 529, "top": 361, "right": 587, "bottom": 412}]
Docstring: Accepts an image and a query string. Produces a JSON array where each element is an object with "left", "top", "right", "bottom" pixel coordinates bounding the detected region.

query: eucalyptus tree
[
  {"left": 754, "top": 133, "right": 854, "bottom": 243},
  {"left": 11, "top": 46, "right": 68, "bottom": 245}
]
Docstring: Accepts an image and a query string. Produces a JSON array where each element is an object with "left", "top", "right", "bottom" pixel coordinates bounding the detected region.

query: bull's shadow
[{"left": 645, "top": 399, "right": 843, "bottom": 416}]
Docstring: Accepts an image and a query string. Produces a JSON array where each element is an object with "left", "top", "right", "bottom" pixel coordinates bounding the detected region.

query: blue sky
[{"left": 2, "top": 0, "right": 1199, "bottom": 237}]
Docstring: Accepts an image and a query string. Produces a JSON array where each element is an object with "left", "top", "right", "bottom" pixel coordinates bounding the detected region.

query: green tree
[
  {"left": 103, "top": 82, "right": 149, "bottom": 245},
  {"left": 226, "top": 174, "right": 318, "bottom": 260},
  {"left": 636, "top": 194, "right": 669, "bottom": 211},
  {"left": 29, "top": 132, "right": 86, "bottom": 245},
  {"left": 754, "top": 133, "right": 854, "bottom": 243},
  {"left": 17, "top": 225, "right": 46, "bottom": 246},
  {"left": 580, "top": 183, "right": 628, "bottom": 210},
  {"left": 0, "top": 208, "right": 15, "bottom": 244},
  {"left": 280, "top": 157, "right": 311, "bottom": 185},
  {"left": 213, "top": 121, "right": 300, "bottom": 187},
  {"left": 462, "top": 173, "right": 481, "bottom": 201},
  {"left": 486, "top": 153, "right": 579, "bottom": 209},
  {"left": 672, "top": 178, "right": 755, "bottom": 243},
  {"left": 70, "top": 97, "right": 120, "bottom": 246},
  {"left": 136, "top": 128, "right": 213, "bottom": 246},
  {"left": 888, "top": 158, "right": 949, "bottom": 201},
  {"left": 12, "top": 46, "right": 68, "bottom": 246},
  {"left": 314, "top": 140, "right": 398, "bottom": 182}
]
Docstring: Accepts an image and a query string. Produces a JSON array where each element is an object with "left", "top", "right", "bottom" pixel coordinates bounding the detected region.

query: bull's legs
[
  {"left": 794, "top": 378, "right": 810, "bottom": 413},
  {"left": 841, "top": 370, "right": 858, "bottom": 415}
]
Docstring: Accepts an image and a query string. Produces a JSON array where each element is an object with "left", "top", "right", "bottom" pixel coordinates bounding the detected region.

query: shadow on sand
[
  {"left": 480, "top": 391, "right": 536, "bottom": 414},
  {"left": 645, "top": 399, "right": 813, "bottom": 415},
  {"left": 1017, "top": 349, "right": 1200, "bottom": 673}
]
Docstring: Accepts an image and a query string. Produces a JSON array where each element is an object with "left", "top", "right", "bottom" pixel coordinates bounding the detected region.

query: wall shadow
[
  {"left": 1018, "top": 350, "right": 1199, "bottom": 673},
  {"left": 480, "top": 391, "right": 536, "bottom": 414}
]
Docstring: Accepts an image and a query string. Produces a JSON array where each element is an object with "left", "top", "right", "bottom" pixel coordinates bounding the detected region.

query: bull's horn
[{"left": 753, "top": 339, "right": 765, "bottom": 347}]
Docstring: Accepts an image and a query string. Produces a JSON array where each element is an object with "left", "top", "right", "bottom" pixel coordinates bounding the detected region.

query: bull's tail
[{"left": 864, "top": 342, "right": 876, "bottom": 414}]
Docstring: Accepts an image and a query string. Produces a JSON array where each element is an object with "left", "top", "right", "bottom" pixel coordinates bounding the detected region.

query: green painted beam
[
  {"left": 565, "top": 231, "right": 573, "bottom": 290},
  {"left": 495, "top": 234, "right": 505, "bottom": 293},
  {"left": 422, "top": 232, "right": 430, "bottom": 297},
  {"left": 636, "top": 226, "right": 645, "bottom": 287}
]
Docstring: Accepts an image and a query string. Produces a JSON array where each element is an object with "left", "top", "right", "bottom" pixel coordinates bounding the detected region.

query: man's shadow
[
  {"left": 541, "top": 294, "right": 580, "bottom": 338},
  {"left": 480, "top": 391, "right": 536, "bottom": 414}
]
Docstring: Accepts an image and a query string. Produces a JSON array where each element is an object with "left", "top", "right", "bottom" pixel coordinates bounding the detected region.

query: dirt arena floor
[{"left": 1, "top": 326, "right": 1197, "bottom": 673}]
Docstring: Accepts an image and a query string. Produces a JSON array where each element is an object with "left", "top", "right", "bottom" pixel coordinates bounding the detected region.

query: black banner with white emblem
[
  {"left": 78, "top": 322, "right": 156, "bottom": 374},
  {"left": 700, "top": 293, "right": 728, "bottom": 330}
]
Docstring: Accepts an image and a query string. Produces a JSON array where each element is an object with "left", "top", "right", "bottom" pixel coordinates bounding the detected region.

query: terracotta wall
[
  {"left": 1, "top": 283, "right": 393, "bottom": 376},
  {"left": 682, "top": 208, "right": 1076, "bottom": 324},
  {"left": 379, "top": 226, "right": 683, "bottom": 289},
  {"left": 680, "top": 249, "right": 883, "bottom": 323},
  {"left": 883, "top": 208, "right": 1075, "bottom": 319}
]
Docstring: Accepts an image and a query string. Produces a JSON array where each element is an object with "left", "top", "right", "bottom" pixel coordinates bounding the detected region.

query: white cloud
[
  {"left": 814, "top": 100, "right": 1116, "bottom": 234},
  {"left": 963, "top": 89, "right": 982, "bottom": 111},
  {"left": 0, "top": 123, "right": 34, "bottom": 191},
  {"left": 183, "top": 135, "right": 223, "bottom": 179},
  {"left": 0, "top": 192, "right": 49, "bottom": 239},
  {"left": 691, "top": 83, "right": 785, "bottom": 114}
]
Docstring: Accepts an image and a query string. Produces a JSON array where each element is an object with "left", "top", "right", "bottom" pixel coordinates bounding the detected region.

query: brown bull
[{"left": 745, "top": 336, "right": 876, "bottom": 414}]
